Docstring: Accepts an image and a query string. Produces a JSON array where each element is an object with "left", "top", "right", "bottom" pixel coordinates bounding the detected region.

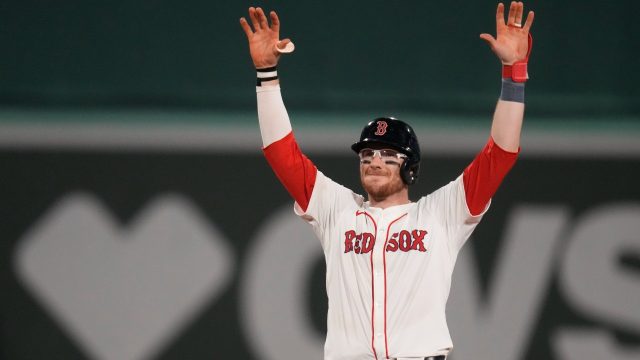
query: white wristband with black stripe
[{"left": 257, "top": 66, "right": 278, "bottom": 86}]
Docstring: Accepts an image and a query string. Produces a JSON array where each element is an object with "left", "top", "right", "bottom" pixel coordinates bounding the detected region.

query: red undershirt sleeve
[
  {"left": 463, "top": 137, "right": 519, "bottom": 216},
  {"left": 263, "top": 131, "right": 318, "bottom": 212}
]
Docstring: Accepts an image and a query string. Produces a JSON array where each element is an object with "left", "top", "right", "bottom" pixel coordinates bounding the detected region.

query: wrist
[
  {"left": 502, "top": 33, "right": 533, "bottom": 83},
  {"left": 502, "top": 62, "right": 528, "bottom": 83},
  {"left": 257, "top": 66, "right": 278, "bottom": 86},
  {"left": 500, "top": 78, "right": 525, "bottom": 103}
]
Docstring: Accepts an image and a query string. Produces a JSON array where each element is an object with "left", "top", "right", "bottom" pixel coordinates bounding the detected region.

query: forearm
[
  {"left": 256, "top": 77, "right": 317, "bottom": 211},
  {"left": 256, "top": 79, "right": 291, "bottom": 147},
  {"left": 490, "top": 79, "right": 525, "bottom": 152},
  {"left": 462, "top": 78, "right": 524, "bottom": 215}
]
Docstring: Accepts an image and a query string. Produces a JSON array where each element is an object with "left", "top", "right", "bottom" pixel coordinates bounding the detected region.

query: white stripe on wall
[{"left": 0, "top": 111, "right": 638, "bottom": 157}]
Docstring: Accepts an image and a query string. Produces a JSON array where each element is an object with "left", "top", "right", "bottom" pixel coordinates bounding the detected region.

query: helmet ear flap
[{"left": 401, "top": 160, "right": 420, "bottom": 185}]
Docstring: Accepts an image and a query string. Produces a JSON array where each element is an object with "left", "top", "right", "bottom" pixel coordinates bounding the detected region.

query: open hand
[
  {"left": 480, "top": 2, "right": 534, "bottom": 65},
  {"left": 240, "top": 7, "right": 292, "bottom": 69}
]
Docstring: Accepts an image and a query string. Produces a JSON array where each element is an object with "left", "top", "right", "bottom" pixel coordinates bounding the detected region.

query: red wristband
[{"left": 502, "top": 33, "right": 533, "bottom": 83}]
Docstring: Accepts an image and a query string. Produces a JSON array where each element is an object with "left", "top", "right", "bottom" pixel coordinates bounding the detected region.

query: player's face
[{"left": 359, "top": 148, "right": 407, "bottom": 200}]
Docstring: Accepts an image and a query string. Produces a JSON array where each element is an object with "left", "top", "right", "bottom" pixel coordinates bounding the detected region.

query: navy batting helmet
[{"left": 351, "top": 117, "right": 421, "bottom": 185}]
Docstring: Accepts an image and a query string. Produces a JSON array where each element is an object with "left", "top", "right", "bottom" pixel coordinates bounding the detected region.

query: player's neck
[{"left": 367, "top": 189, "right": 410, "bottom": 209}]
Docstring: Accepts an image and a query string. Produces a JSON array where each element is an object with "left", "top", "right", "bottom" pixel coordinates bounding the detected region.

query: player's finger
[
  {"left": 278, "top": 39, "right": 295, "bottom": 54},
  {"left": 479, "top": 33, "right": 497, "bottom": 49},
  {"left": 507, "top": 1, "right": 517, "bottom": 26},
  {"left": 239, "top": 17, "right": 254, "bottom": 39},
  {"left": 270, "top": 11, "right": 280, "bottom": 34},
  {"left": 256, "top": 7, "right": 270, "bottom": 31},
  {"left": 495, "top": 3, "right": 506, "bottom": 30},
  {"left": 523, "top": 11, "right": 535, "bottom": 32},
  {"left": 249, "top": 7, "right": 262, "bottom": 30},
  {"left": 276, "top": 39, "right": 295, "bottom": 54},
  {"left": 277, "top": 39, "right": 291, "bottom": 49},
  {"left": 515, "top": 2, "right": 524, "bottom": 27}
]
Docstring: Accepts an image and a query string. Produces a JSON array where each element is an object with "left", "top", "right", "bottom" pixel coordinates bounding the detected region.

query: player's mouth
[{"left": 365, "top": 170, "right": 389, "bottom": 177}]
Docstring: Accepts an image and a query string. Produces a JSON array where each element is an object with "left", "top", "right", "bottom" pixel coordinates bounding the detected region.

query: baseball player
[{"left": 240, "top": 2, "right": 534, "bottom": 359}]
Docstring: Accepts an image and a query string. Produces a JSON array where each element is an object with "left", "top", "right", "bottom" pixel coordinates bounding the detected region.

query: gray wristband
[{"left": 500, "top": 78, "right": 525, "bottom": 103}]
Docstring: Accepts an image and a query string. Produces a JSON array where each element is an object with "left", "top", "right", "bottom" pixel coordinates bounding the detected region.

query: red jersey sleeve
[
  {"left": 263, "top": 131, "right": 318, "bottom": 212},
  {"left": 463, "top": 137, "right": 519, "bottom": 216}
]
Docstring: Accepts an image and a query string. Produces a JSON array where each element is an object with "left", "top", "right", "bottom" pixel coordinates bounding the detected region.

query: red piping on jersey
[
  {"left": 463, "top": 137, "right": 519, "bottom": 215},
  {"left": 381, "top": 213, "right": 408, "bottom": 359},
  {"left": 356, "top": 210, "right": 379, "bottom": 360},
  {"left": 263, "top": 131, "right": 317, "bottom": 211}
]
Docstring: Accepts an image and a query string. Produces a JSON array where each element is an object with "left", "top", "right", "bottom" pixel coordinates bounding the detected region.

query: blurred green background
[
  {"left": 0, "top": 0, "right": 637, "bottom": 123},
  {"left": 0, "top": 2, "right": 639, "bottom": 360}
]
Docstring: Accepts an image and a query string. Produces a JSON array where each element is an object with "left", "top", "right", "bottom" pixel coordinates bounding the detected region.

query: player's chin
[
  {"left": 362, "top": 177, "right": 391, "bottom": 195},
  {"left": 361, "top": 175, "right": 387, "bottom": 188}
]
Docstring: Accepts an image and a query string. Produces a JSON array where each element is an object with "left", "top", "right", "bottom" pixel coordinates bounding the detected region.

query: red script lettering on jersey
[
  {"left": 344, "top": 229, "right": 428, "bottom": 254},
  {"left": 344, "top": 231, "right": 376, "bottom": 254},
  {"left": 385, "top": 230, "right": 427, "bottom": 252}
]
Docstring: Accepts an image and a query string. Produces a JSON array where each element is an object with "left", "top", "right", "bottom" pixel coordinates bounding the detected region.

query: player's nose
[{"left": 369, "top": 156, "right": 384, "bottom": 167}]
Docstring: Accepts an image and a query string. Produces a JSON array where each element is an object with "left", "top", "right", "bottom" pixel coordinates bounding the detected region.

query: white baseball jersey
[
  {"left": 256, "top": 84, "right": 515, "bottom": 360},
  {"left": 295, "top": 171, "right": 487, "bottom": 360}
]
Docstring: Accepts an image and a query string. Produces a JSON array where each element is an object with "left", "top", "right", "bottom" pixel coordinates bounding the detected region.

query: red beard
[{"left": 361, "top": 168, "right": 405, "bottom": 202}]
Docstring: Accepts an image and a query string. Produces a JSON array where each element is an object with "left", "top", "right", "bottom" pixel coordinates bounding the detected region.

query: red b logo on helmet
[{"left": 374, "top": 121, "right": 388, "bottom": 136}]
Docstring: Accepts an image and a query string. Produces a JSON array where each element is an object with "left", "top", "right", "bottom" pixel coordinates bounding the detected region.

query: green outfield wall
[{"left": 0, "top": 0, "right": 637, "bottom": 121}]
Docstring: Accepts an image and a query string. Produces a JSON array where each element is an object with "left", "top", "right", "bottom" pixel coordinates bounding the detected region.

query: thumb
[
  {"left": 479, "top": 33, "right": 497, "bottom": 49},
  {"left": 277, "top": 39, "right": 291, "bottom": 49},
  {"left": 275, "top": 38, "right": 295, "bottom": 54}
]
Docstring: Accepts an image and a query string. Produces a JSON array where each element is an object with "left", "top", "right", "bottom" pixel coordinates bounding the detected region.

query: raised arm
[
  {"left": 463, "top": 2, "right": 535, "bottom": 215},
  {"left": 481, "top": 1, "right": 535, "bottom": 151},
  {"left": 240, "top": 7, "right": 317, "bottom": 211}
]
